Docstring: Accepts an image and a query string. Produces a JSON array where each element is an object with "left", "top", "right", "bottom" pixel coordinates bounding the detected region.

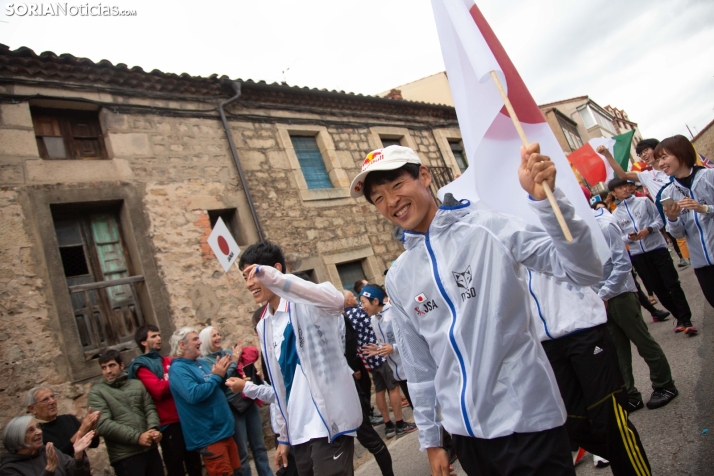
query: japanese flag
[
  {"left": 207, "top": 217, "right": 240, "bottom": 273},
  {"left": 431, "top": 0, "right": 609, "bottom": 262}
]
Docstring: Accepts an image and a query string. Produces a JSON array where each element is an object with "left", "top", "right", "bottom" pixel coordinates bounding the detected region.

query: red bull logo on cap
[{"left": 362, "top": 150, "right": 384, "bottom": 171}]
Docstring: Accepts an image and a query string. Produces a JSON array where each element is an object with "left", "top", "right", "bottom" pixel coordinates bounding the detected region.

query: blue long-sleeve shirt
[{"left": 168, "top": 357, "right": 234, "bottom": 450}]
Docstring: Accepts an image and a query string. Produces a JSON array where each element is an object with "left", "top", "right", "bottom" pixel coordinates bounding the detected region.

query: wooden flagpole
[{"left": 489, "top": 71, "right": 574, "bottom": 243}]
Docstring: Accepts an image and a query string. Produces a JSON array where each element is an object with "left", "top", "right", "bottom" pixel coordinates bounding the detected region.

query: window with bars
[
  {"left": 449, "top": 140, "right": 468, "bottom": 173},
  {"left": 31, "top": 108, "right": 108, "bottom": 160},
  {"left": 380, "top": 137, "right": 402, "bottom": 148},
  {"left": 290, "top": 135, "right": 333, "bottom": 189},
  {"left": 52, "top": 207, "right": 145, "bottom": 359},
  {"left": 336, "top": 261, "right": 367, "bottom": 294}
]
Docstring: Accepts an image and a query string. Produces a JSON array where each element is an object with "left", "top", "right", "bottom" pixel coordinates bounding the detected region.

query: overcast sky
[{"left": 1, "top": 0, "right": 713, "bottom": 140}]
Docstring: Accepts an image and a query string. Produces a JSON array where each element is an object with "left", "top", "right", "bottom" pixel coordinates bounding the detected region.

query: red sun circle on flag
[{"left": 217, "top": 236, "right": 230, "bottom": 255}]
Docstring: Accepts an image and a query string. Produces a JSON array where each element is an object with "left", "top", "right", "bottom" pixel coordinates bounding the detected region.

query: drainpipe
[{"left": 218, "top": 81, "right": 265, "bottom": 242}]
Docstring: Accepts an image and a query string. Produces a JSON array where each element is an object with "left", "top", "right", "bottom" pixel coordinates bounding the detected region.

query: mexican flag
[{"left": 567, "top": 130, "right": 636, "bottom": 186}]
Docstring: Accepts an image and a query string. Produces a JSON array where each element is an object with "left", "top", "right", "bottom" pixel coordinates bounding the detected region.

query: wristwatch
[{"left": 646, "top": 226, "right": 654, "bottom": 234}]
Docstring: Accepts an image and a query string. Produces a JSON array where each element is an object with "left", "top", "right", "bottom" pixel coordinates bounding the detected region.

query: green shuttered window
[{"left": 337, "top": 261, "right": 367, "bottom": 293}]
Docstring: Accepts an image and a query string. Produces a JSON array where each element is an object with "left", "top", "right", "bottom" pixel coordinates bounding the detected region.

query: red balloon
[{"left": 217, "top": 236, "right": 230, "bottom": 255}]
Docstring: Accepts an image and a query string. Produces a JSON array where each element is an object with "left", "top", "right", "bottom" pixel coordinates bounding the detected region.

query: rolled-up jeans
[{"left": 230, "top": 401, "right": 274, "bottom": 476}]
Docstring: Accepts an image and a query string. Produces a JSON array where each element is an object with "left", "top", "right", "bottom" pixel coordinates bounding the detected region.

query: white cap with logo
[{"left": 350, "top": 145, "right": 422, "bottom": 199}]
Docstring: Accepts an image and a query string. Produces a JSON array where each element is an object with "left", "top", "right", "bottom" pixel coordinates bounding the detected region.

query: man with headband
[{"left": 359, "top": 284, "right": 417, "bottom": 438}]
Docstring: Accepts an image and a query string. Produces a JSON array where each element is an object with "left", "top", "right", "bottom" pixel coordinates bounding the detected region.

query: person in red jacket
[{"left": 128, "top": 325, "right": 203, "bottom": 476}]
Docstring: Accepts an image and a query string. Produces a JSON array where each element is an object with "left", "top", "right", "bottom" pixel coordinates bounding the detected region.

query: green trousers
[{"left": 606, "top": 292, "right": 674, "bottom": 401}]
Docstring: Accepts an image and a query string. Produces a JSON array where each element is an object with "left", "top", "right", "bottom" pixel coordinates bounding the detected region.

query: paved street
[{"left": 353, "top": 262, "right": 714, "bottom": 475}]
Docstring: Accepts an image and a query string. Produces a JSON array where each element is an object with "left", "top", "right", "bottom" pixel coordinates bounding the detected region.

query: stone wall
[
  {"left": 0, "top": 84, "right": 453, "bottom": 473},
  {"left": 693, "top": 119, "right": 714, "bottom": 161}
]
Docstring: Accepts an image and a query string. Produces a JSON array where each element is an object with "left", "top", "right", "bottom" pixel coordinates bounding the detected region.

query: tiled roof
[
  {"left": 0, "top": 44, "right": 457, "bottom": 120},
  {"left": 0, "top": 44, "right": 226, "bottom": 97}
]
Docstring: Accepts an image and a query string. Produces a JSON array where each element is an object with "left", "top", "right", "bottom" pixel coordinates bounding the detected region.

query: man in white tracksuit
[
  {"left": 236, "top": 242, "right": 362, "bottom": 476},
  {"left": 592, "top": 202, "right": 678, "bottom": 414},
  {"left": 609, "top": 177, "right": 696, "bottom": 334},
  {"left": 350, "top": 144, "right": 603, "bottom": 475}
]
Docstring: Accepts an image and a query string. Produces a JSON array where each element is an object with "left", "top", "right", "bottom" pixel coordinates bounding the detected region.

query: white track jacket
[
  {"left": 527, "top": 271, "right": 606, "bottom": 342},
  {"left": 527, "top": 208, "right": 635, "bottom": 342},
  {"left": 385, "top": 189, "right": 603, "bottom": 450},
  {"left": 253, "top": 267, "right": 362, "bottom": 444},
  {"left": 592, "top": 208, "right": 637, "bottom": 299},
  {"left": 611, "top": 196, "right": 666, "bottom": 256},
  {"left": 370, "top": 305, "right": 405, "bottom": 381},
  {"left": 662, "top": 168, "right": 714, "bottom": 269}
]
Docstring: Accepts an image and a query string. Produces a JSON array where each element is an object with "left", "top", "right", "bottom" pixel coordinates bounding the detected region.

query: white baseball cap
[{"left": 350, "top": 145, "right": 422, "bottom": 199}]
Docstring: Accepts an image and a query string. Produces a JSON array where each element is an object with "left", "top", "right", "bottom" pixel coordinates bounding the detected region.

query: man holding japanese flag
[
  {"left": 352, "top": 136, "right": 601, "bottom": 474},
  {"left": 349, "top": 1, "right": 656, "bottom": 475}
]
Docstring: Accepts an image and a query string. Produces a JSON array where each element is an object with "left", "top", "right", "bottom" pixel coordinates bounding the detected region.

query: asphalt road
[{"left": 353, "top": 262, "right": 714, "bottom": 476}]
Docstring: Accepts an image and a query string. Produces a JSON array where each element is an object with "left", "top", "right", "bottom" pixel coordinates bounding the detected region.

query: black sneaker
[
  {"left": 395, "top": 421, "right": 417, "bottom": 437},
  {"left": 628, "top": 399, "right": 644, "bottom": 413},
  {"left": 646, "top": 387, "right": 678, "bottom": 409},
  {"left": 651, "top": 309, "right": 670, "bottom": 322},
  {"left": 384, "top": 423, "right": 396, "bottom": 438},
  {"left": 370, "top": 414, "right": 385, "bottom": 426}
]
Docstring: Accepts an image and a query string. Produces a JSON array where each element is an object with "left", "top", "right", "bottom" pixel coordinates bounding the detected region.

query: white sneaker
[
  {"left": 572, "top": 448, "right": 586, "bottom": 466},
  {"left": 593, "top": 454, "right": 610, "bottom": 468}
]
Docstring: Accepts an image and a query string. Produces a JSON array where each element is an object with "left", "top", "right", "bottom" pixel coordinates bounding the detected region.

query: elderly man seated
[
  {"left": 0, "top": 414, "right": 95, "bottom": 476},
  {"left": 25, "top": 387, "right": 100, "bottom": 458}
]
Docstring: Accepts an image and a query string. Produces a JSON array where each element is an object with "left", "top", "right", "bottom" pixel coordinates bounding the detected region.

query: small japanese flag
[
  {"left": 414, "top": 293, "right": 427, "bottom": 303},
  {"left": 207, "top": 217, "right": 240, "bottom": 273}
]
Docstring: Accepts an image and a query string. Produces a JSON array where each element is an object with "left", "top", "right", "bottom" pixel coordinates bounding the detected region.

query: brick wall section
[{"left": 194, "top": 210, "right": 214, "bottom": 259}]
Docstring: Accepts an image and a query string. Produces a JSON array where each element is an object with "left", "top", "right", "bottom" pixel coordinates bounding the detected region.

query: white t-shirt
[
  {"left": 271, "top": 299, "right": 328, "bottom": 446},
  {"left": 636, "top": 169, "right": 671, "bottom": 199}
]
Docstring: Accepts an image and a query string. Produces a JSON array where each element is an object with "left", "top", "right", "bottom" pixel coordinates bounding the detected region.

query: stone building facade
[
  {"left": 0, "top": 45, "right": 461, "bottom": 472},
  {"left": 693, "top": 117, "right": 714, "bottom": 161}
]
